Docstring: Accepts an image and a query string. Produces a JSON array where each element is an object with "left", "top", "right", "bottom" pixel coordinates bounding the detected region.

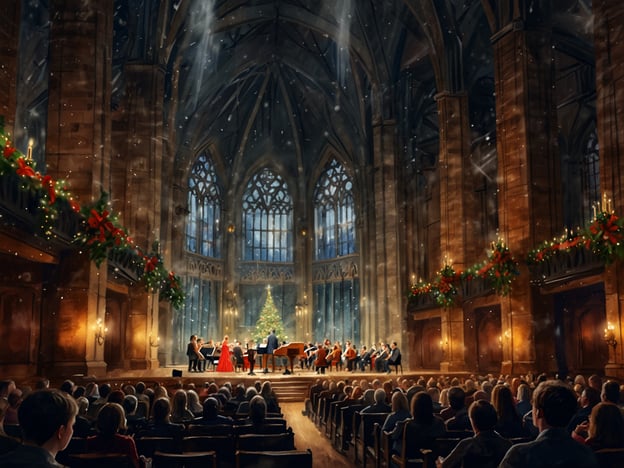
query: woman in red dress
[{"left": 216, "top": 335, "right": 234, "bottom": 372}]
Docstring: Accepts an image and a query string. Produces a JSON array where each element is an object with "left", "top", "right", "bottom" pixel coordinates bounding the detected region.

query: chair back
[
  {"left": 187, "top": 424, "right": 234, "bottom": 436},
  {"left": 67, "top": 453, "right": 133, "bottom": 468},
  {"left": 152, "top": 450, "right": 216, "bottom": 468},
  {"left": 236, "top": 431, "right": 295, "bottom": 452},
  {"left": 236, "top": 449, "right": 312, "bottom": 468},
  {"left": 135, "top": 436, "right": 179, "bottom": 457},
  {"left": 595, "top": 447, "right": 624, "bottom": 468},
  {"left": 402, "top": 421, "right": 436, "bottom": 460}
]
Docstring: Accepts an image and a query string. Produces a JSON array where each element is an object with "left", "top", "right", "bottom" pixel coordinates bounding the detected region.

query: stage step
[{"left": 270, "top": 378, "right": 310, "bottom": 403}]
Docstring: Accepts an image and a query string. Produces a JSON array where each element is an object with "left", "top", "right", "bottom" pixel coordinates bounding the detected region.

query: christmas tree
[{"left": 254, "top": 286, "right": 287, "bottom": 343}]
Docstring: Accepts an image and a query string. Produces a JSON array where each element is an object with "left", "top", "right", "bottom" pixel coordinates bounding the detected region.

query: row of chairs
[
  {"left": 58, "top": 431, "right": 296, "bottom": 467},
  {"left": 66, "top": 449, "right": 313, "bottom": 468}
]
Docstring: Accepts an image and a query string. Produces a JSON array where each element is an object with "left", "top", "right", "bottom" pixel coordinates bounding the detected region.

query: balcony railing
[{"left": 528, "top": 247, "right": 604, "bottom": 286}]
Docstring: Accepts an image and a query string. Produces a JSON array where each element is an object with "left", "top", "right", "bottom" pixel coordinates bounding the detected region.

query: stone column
[
  {"left": 110, "top": 62, "right": 165, "bottom": 369},
  {"left": 45, "top": 0, "right": 113, "bottom": 377},
  {"left": 594, "top": 0, "right": 624, "bottom": 378},
  {"left": 491, "top": 11, "right": 561, "bottom": 374},
  {"left": 436, "top": 91, "right": 471, "bottom": 372},
  {"left": 371, "top": 120, "right": 403, "bottom": 347},
  {"left": 0, "top": 1, "right": 19, "bottom": 132}
]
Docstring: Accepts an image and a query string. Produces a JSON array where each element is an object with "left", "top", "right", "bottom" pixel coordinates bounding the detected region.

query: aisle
[{"left": 281, "top": 402, "right": 355, "bottom": 468}]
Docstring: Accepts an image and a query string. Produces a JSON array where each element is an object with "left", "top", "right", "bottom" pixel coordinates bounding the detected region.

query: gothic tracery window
[
  {"left": 314, "top": 159, "right": 356, "bottom": 259},
  {"left": 242, "top": 168, "right": 293, "bottom": 262},
  {"left": 186, "top": 153, "right": 222, "bottom": 258}
]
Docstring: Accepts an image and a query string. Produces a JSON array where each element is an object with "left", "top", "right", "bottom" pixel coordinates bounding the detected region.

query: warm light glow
[{"left": 26, "top": 139, "right": 33, "bottom": 160}]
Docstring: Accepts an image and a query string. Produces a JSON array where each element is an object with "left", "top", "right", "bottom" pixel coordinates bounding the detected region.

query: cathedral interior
[{"left": 1, "top": 0, "right": 624, "bottom": 381}]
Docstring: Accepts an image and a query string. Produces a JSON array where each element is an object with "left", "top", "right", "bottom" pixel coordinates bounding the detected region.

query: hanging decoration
[{"left": 0, "top": 123, "right": 185, "bottom": 310}]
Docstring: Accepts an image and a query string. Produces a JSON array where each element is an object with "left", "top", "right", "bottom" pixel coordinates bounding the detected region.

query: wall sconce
[
  {"left": 227, "top": 223, "right": 236, "bottom": 234},
  {"left": 149, "top": 334, "right": 160, "bottom": 348},
  {"left": 94, "top": 318, "right": 107, "bottom": 346},
  {"left": 604, "top": 322, "right": 617, "bottom": 350},
  {"left": 439, "top": 339, "right": 449, "bottom": 355},
  {"left": 503, "top": 328, "right": 512, "bottom": 341},
  {"left": 300, "top": 227, "right": 308, "bottom": 237}
]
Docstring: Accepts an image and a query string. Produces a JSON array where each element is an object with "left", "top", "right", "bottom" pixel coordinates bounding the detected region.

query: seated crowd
[
  {"left": 0, "top": 377, "right": 289, "bottom": 467},
  {"left": 304, "top": 371, "right": 624, "bottom": 467}
]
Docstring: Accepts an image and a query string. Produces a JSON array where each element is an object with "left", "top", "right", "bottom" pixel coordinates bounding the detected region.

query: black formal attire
[
  {"left": 264, "top": 332, "right": 279, "bottom": 372},
  {"left": 498, "top": 427, "right": 599, "bottom": 468}
]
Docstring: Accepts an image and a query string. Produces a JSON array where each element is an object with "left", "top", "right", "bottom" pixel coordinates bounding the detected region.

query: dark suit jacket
[
  {"left": 498, "top": 427, "right": 598, "bottom": 468},
  {"left": 266, "top": 333, "right": 279, "bottom": 353}
]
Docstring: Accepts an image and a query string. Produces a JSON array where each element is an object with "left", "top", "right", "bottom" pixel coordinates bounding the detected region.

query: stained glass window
[
  {"left": 186, "top": 153, "right": 222, "bottom": 258},
  {"left": 314, "top": 159, "right": 356, "bottom": 259},
  {"left": 242, "top": 168, "right": 293, "bottom": 262}
]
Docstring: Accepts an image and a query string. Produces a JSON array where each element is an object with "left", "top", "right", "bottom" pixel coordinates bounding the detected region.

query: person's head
[
  {"left": 601, "top": 380, "right": 620, "bottom": 404},
  {"left": 76, "top": 396, "right": 89, "bottom": 416},
  {"left": 411, "top": 391, "right": 434, "bottom": 424},
  {"left": 249, "top": 395, "right": 267, "bottom": 424},
  {"left": 581, "top": 386, "right": 601, "bottom": 408},
  {"left": 172, "top": 389, "right": 189, "bottom": 413},
  {"left": 448, "top": 386, "right": 466, "bottom": 410},
  {"left": 99, "top": 383, "right": 111, "bottom": 399},
  {"left": 373, "top": 388, "right": 386, "bottom": 405},
  {"left": 516, "top": 383, "right": 531, "bottom": 403},
  {"left": 492, "top": 385, "right": 518, "bottom": 422},
  {"left": 96, "top": 403, "right": 127, "bottom": 437},
  {"left": 391, "top": 390, "right": 409, "bottom": 413},
  {"left": 122, "top": 394, "right": 138, "bottom": 416},
  {"left": 260, "top": 381, "right": 273, "bottom": 399},
  {"left": 588, "top": 402, "right": 624, "bottom": 448},
  {"left": 108, "top": 389, "right": 125, "bottom": 405},
  {"left": 17, "top": 389, "right": 77, "bottom": 454},
  {"left": 202, "top": 397, "right": 220, "bottom": 419},
  {"left": 152, "top": 397, "right": 172, "bottom": 423},
  {"left": 190, "top": 334, "right": 197, "bottom": 341},
  {"left": 245, "top": 386, "right": 258, "bottom": 400},
  {"left": 34, "top": 378, "right": 50, "bottom": 390},
  {"left": 469, "top": 400, "right": 498, "bottom": 433},
  {"left": 59, "top": 379, "right": 74, "bottom": 395},
  {"left": 532, "top": 380, "right": 578, "bottom": 430},
  {"left": 588, "top": 374, "right": 602, "bottom": 391}
]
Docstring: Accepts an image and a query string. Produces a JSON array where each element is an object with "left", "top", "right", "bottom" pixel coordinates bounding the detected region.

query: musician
[
  {"left": 263, "top": 329, "right": 279, "bottom": 373},
  {"left": 345, "top": 342, "right": 358, "bottom": 371},
  {"left": 303, "top": 342, "right": 317, "bottom": 369},
  {"left": 246, "top": 339, "right": 257, "bottom": 376}
]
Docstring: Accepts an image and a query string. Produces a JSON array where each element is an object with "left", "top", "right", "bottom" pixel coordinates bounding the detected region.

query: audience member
[
  {"left": 0, "top": 389, "right": 77, "bottom": 467},
  {"left": 361, "top": 388, "right": 391, "bottom": 413},
  {"left": 499, "top": 380, "right": 598, "bottom": 468},
  {"left": 381, "top": 391, "right": 411, "bottom": 433},
  {"left": 492, "top": 385, "right": 526, "bottom": 438},
  {"left": 438, "top": 400, "right": 511, "bottom": 468},
  {"left": 571, "top": 401, "right": 624, "bottom": 450},
  {"left": 87, "top": 402, "right": 143, "bottom": 468},
  {"left": 136, "top": 397, "right": 184, "bottom": 439}
]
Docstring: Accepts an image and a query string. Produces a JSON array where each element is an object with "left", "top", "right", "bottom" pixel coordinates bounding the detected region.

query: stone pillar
[
  {"left": 436, "top": 91, "right": 472, "bottom": 372},
  {"left": 371, "top": 120, "right": 403, "bottom": 347},
  {"left": 491, "top": 10, "right": 561, "bottom": 374},
  {"left": 45, "top": 0, "right": 113, "bottom": 377},
  {"left": 110, "top": 62, "right": 165, "bottom": 369},
  {"left": 594, "top": 1, "right": 624, "bottom": 378},
  {"left": 0, "top": 1, "right": 19, "bottom": 132}
]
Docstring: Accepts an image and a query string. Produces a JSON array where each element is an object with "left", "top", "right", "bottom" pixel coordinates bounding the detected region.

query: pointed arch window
[
  {"left": 314, "top": 159, "right": 356, "bottom": 260},
  {"left": 581, "top": 130, "right": 600, "bottom": 225},
  {"left": 242, "top": 169, "right": 293, "bottom": 262},
  {"left": 186, "top": 153, "right": 222, "bottom": 258}
]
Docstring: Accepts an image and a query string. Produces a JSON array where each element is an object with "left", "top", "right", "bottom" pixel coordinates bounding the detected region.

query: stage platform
[{"left": 72, "top": 365, "right": 469, "bottom": 403}]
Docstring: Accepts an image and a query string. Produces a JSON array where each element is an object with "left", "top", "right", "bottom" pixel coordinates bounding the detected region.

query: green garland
[{"left": 0, "top": 125, "right": 185, "bottom": 310}]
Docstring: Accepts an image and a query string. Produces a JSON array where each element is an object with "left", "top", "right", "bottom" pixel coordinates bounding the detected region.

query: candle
[{"left": 26, "top": 139, "right": 33, "bottom": 160}]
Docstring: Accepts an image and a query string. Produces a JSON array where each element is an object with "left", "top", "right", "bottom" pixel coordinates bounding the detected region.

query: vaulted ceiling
[{"left": 109, "top": 0, "right": 594, "bottom": 187}]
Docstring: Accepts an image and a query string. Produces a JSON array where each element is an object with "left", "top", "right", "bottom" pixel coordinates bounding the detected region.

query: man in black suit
[{"left": 264, "top": 329, "right": 279, "bottom": 373}]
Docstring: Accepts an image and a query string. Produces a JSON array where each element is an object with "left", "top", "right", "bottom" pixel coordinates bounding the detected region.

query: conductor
[{"left": 263, "top": 329, "right": 279, "bottom": 373}]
